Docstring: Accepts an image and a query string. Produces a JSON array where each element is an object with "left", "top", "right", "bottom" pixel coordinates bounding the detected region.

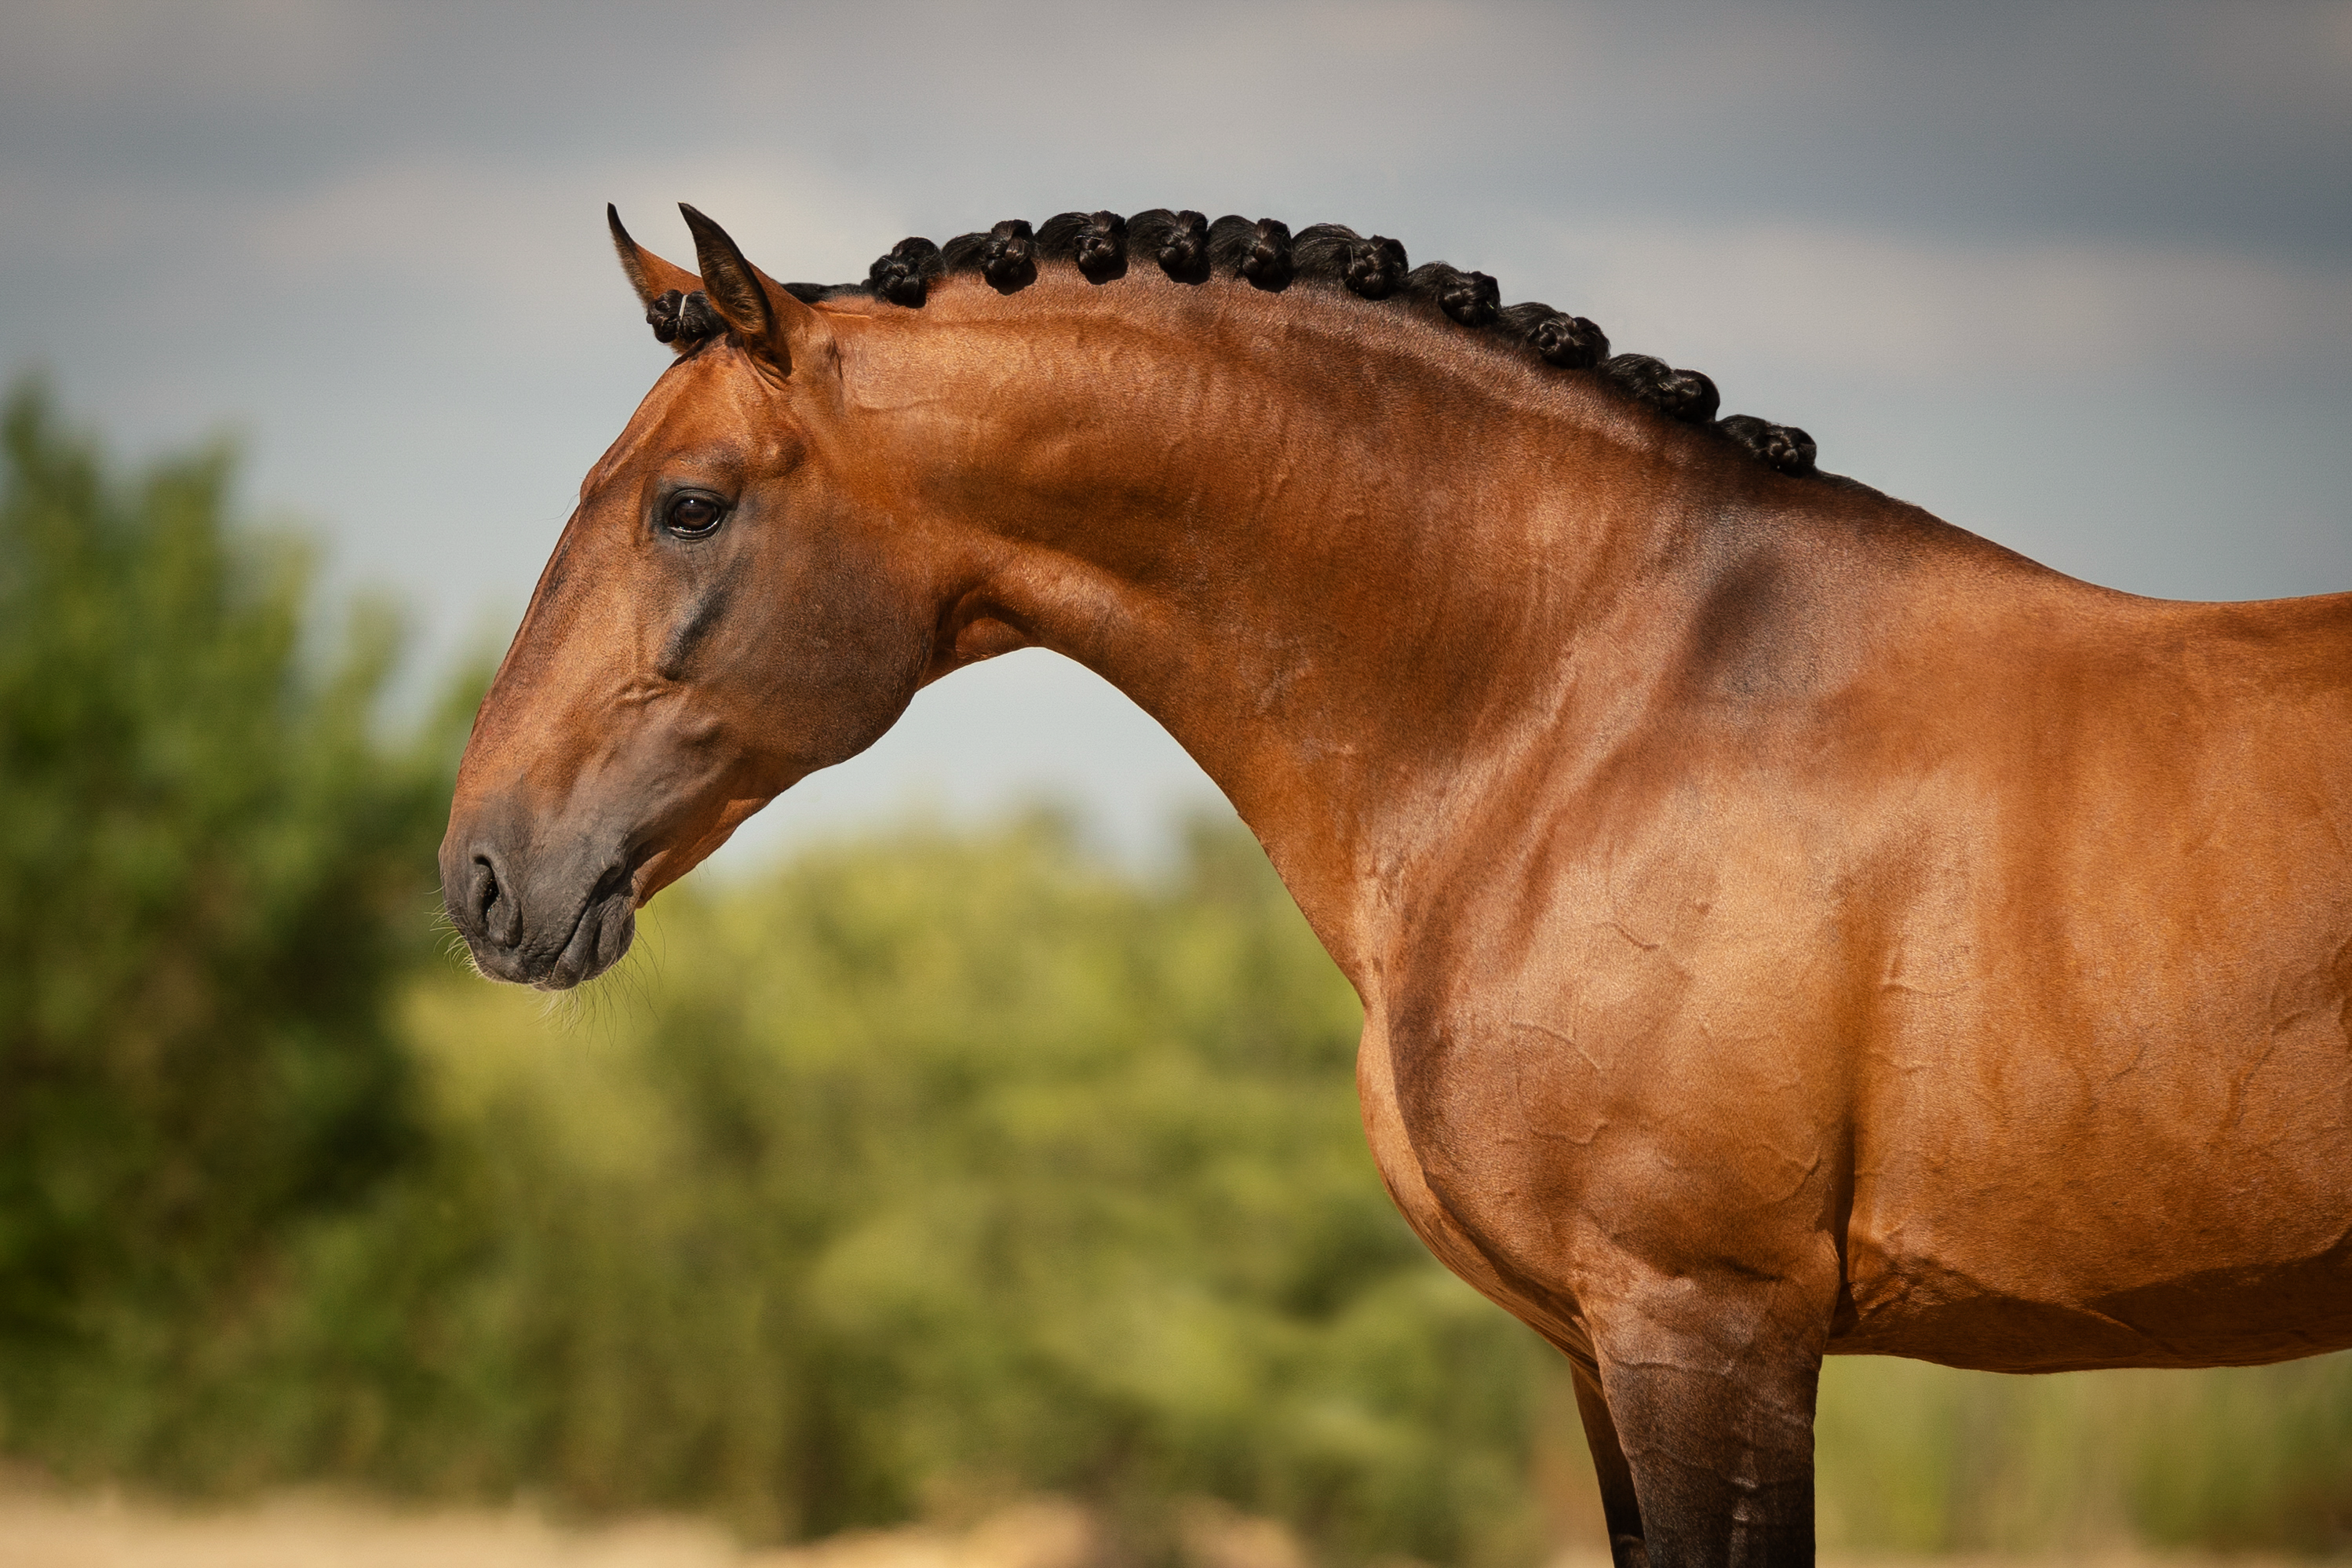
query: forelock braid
[{"left": 646, "top": 289, "right": 724, "bottom": 342}]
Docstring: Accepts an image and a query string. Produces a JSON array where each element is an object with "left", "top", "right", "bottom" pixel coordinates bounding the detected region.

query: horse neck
[{"left": 830, "top": 277, "right": 1723, "bottom": 980}]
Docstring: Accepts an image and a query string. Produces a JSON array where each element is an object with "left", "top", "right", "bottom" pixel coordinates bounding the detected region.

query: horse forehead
[{"left": 588, "top": 352, "right": 779, "bottom": 489}]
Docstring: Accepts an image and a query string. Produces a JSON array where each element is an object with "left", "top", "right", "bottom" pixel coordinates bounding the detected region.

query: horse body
[
  {"left": 442, "top": 209, "right": 2352, "bottom": 1565},
  {"left": 1833, "top": 600, "right": 2352, "bottom": 1372},
  {"left": 1385, "top": 556, "right": 2352, "bottom": 1354}
]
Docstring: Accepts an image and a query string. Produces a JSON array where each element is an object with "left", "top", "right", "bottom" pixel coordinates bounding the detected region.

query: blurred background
[{"left": 1, "top": 1, "right": 2348, "bottom": 1563}]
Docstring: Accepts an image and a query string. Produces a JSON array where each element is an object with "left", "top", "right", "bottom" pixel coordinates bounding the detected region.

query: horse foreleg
[
  {"left": 1571, "top": 1355, "right": 1651, "bottom": 1568},
  {"left": 1584, "top": 1273, "right": 1829, "bottom": 1568}
]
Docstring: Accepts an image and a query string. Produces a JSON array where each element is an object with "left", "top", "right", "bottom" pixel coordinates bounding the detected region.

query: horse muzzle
[{"left": 439, "top": 813, "right": 638, "bottom": 990}]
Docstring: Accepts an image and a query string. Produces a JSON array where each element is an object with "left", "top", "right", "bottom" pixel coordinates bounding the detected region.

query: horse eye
[{"left": 665, "top": 494, "right": 724, "bottom": 536}]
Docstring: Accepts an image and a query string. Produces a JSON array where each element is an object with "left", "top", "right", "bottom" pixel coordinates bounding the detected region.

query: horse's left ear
[
  {"left": 679, "top": 203, "right": 830, "bottom": 379},
  {"left": 608, "top": 204, "right": 712, "bottom": 356},
  {"left": 608, "top": 204, "right": 701, "bottom": 310}
]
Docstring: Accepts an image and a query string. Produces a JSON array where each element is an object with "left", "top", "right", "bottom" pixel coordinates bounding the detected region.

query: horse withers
[{"left": 440, "top": 204, "right": 2352, "bottom": 1566}]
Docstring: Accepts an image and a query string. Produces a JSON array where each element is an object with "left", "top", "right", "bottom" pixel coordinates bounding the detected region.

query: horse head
[{"left": 439, "top": 207, "right": 946, "bottom": 987}]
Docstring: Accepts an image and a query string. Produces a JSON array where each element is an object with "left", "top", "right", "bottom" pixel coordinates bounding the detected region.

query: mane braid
[
  {"left": 825, "top": 208, "right": 1825, "bottom": 476},
  {"left": 1128, "top": 209, "right": 1212, "bottom": 283},
  {"left": 1405, "top": 263, "right": 1501, "bottom": 327},
  {"left": 938, "top": 230, "right": 992, "bottom": 274},
  {"left": 1600, "top": 354, "right": 1721, "bottom": 426},
  {"left": 863, "top": 236, "right": 942, "bottom": 307},
  {"left": 1206, "top": 216, "right": 1293, "bottom": 290},
  {"left": 979, "top": 220, "right": 1037, "bottom": 293},
  {"left": 1292, "top": 224, "right": 1408, "bottom": 298},
  {"left": 1037, "top": 211, "right": 1129, "bottom": 283}
]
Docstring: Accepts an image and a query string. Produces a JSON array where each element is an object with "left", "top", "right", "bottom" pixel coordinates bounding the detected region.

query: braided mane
[{"left": 774, "top": 208, "right": 1819, "bottom": 477}]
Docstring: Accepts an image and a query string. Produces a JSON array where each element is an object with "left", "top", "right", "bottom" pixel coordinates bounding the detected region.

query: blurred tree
[
  {"left": 0, "top": 378, "right": 458, "bottom": 1472},
  {"left": 363, "top": 814, "right": 1560, "bottom": 1568}
]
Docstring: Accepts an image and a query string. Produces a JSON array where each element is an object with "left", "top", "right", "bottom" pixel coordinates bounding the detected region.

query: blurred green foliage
[
  {"left": 0, "top": 381, "right": 2347, "bottom": 1560},
  {"left": 340, "top": 818, "right": 1556, "bottom": 1568},
  {"left": 1814, "top": 1352, "right": 2352, "bottom": 1556},
  {"left": 0, "top": 381, "right": 459, "bottom": 1472}
]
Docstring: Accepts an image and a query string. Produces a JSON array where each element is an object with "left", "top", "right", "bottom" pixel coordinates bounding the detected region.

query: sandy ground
[
  {"left": 0, "top": 1486, "right": 2334, "bottom": 1568},
  {"left": 0, "top": 1492, "right": 1159, "bottom": 1568}
]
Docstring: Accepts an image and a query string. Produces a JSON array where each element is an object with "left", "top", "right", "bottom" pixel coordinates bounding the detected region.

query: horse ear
[
  {"left": 679, "top": 203, "right": 827, "bottom": 377},
  {"left": 607, "top": 205, "right": 709, "bottom": 356},
  {"left": 608, "top": 203, "right": 700, "bottom": 306}
]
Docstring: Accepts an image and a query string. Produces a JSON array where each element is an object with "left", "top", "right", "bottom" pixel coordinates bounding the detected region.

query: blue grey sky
[{"left": 4, "top": 1, "right": 2348, "bottom": 863}]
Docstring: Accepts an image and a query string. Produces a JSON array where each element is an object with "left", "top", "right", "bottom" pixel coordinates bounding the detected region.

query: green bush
[
  {"left": 345, "top": 815, "right": 1557, "bottom": 1567},
  {"left": 0, "top": 379, "right": 457, "bottom": 1477},
  {"left": 1817, "top": 1352, "right": 2352, "bottom": 1555}
]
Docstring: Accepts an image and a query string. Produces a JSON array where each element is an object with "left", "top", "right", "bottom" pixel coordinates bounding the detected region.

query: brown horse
[{"left": 441, "top": 204, "right": 2352, "bottom": 1566}]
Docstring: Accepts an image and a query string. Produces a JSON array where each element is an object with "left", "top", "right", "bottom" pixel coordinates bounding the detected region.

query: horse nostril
[{"left": 473, "top": 855, "right": 520, "bottom": 950}]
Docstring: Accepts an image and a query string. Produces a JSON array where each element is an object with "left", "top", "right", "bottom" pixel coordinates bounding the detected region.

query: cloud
[
  {"left": 232, "top": 153, "right": 901, "bottom": 288},
  {"left": 1528, "top": 218, "right": 2352, "bottom": 384},
  {"left": 0, "top": 0, "right": 381, "bottom": 113}
]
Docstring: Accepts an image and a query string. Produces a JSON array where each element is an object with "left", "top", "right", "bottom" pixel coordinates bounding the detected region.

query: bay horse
[{"left": 440, "top": 204, "right": 2352, "bottom": 1566}]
